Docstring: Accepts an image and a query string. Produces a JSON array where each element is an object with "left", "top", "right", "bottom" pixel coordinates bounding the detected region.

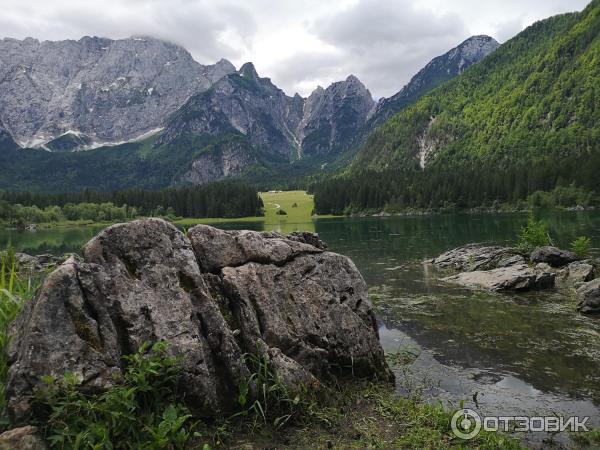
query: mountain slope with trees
[
  {"left": 0, "top": 32, "right": 500, "bottom": 192},
  {"left": 314, "top": 0, "right": 600, "bottom": 213}
]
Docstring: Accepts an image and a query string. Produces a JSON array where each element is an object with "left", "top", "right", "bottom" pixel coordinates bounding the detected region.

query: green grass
[
  {"left": 260, "top": 190, "right": 315, "bottom": 224},
  {"left": 0, "top": 247, "right": 40, "bottom": 420},
  {"left": 173, "top": 190, "right": 338, "bottom": 234},
  {"left": 194, "top": 382, "right": 525, "bottom": 449}
]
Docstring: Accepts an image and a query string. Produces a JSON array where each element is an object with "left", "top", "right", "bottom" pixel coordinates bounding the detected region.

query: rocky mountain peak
[
  {"left": 368, "top": 34, "right": 499, "bottom": 132},
  {"left": 310, "top": 85, "right": 326, "bottom": 97},
  {"left": 297, "top": 74, "right": 375, "bottom": 156},
  {"left": 345, "top": 74, "right": 361, "bottom": 84},
  {"left": 449, "top": 35, "right": 500, "bottom": 72},
  {"left": 215, "top": 58, "right": 236, "bottom": 71},
  {"left": 0, "top": 36, "right": 236, "bottom": 149},
  {"left": 239, "top": 62, "right": 259, "bottom": 80},
  {"left": 329, "top": 75, "right": 372, "bottom": 98}
]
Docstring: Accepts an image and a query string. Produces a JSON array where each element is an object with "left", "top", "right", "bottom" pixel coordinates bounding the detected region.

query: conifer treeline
[
  {"left": 312, "top": 149, "right": 600, "bottom": 214},
  {"left": 0, "top": 183, "right": 264, "bottom": 219}
]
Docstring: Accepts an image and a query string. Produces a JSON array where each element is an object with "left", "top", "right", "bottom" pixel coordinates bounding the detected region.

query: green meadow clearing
[{"left": 174, "top": 190, "right": 336, "bottom": 233}]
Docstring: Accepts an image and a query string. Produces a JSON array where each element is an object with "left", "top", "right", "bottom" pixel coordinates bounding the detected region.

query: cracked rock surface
[
  {"left": 7, "top": 219, "right": 392, "bottom": 423},
  {"left": 434, "top": 243, "right": 556, "bottom": 292}
]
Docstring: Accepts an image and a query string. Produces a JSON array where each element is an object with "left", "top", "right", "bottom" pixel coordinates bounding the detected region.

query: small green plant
[
  {"left": 571, "top": 428, "right": 600, "bottom": 447},
  {"left": 235, "top": 349, "right": 316, "bottom": 433},
  {"left": 35, "top": 342, "right": 198, "bottom": 449},
  {"left": 571, "top": 236, "right": 592, "bottom": 258},
  {"left": 517, "top": 217, "right": 552, "bottom": 253},
  {"left": 275, "top": 209, "right": 288, "bottom": 216},
  {"left": 236, "top": 351, "right": 299, "bottom": 430},
  {"left": 0, "top": 246, "right": 38, "bottom": 419}
]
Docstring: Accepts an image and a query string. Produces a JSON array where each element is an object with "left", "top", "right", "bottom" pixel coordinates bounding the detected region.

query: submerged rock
[
  {"left": 443, "top": 264, "right": 555, "bottom": 292},
  {"left": 530, "top": 246, "right": 579, "bottom": 268},
  {"left": 6, "top": 219, "right": 392, "bottom": 423},
  {"left": 432, "top": 243, "right": 521, "bottom": 272},
  {"left": 14, "top": 253, "right": 66, "bottom": 273},
  {"left": 576, "top": 279, "right": 600, "bottom": 314}
]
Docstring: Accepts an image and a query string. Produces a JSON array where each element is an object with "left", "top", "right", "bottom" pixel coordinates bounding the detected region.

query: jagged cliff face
[
  {"left": 159, "top": 64, "right": 375, "bottom": 164},
  {"left": 159, "top": 62, "right": 301, "bottom": 159},
  {"left": 297, "top": 75, "right": 375, "bottom": 156},
  {"left": 179, "top": 139, "right": 257, "bottom": 185},
  {"left": 0, "top": 36, "right": 235, "bottom": 149},
  {"left": 0, "top": 32, "right": 374, "bottom": 160}
]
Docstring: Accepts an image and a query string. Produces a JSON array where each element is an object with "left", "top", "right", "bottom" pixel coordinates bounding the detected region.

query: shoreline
[{"left": 1, "top": 206, "right": 595, "bottom": 232}]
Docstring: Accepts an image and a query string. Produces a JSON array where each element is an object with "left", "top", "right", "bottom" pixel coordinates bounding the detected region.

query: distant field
[
  {"left": 260, "top": 190, "right": 314, "bottom": 223},
  {"left": 173, "top": 190, "right": 336, "bottom": 233}
]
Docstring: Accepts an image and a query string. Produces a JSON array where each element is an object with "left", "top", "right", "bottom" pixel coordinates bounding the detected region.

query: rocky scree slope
[
  {"left": 0, "top": 36, "right": 236, "bottom": 149},
  {"left": 6, "top": 219, "right": 392, "bottom": 423}
]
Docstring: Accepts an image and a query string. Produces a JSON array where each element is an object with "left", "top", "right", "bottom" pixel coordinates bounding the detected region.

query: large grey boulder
[
  {"left": 432, "top": 243, "right": 523, "bottom": 272},
  {"left": 6, "top": 219, "right": 391, "bottom": 423},
  {"left": 577, "top": 279, "right": 600, "bottom": 314},
  {"left": 443, "top": 264, "right": 555, "bottom": 292},
  {"left": 530, "top": 246, "right": 579, "bottom": 268}
]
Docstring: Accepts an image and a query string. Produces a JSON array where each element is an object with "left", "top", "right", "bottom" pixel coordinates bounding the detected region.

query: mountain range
[
  {"left": 313, "top": 0, "right": 600, "bottom": 213},
  {"left": 0, "top": 33, "right": 498, "bottom": 191}
]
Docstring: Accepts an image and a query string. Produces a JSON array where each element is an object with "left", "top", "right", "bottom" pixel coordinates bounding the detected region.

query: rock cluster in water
[
  {"left": 432, "top": 244, "right": 599, "bottom": 306},
  {"left": 6, "top": 219, "right": 392, "bottom": 424}
]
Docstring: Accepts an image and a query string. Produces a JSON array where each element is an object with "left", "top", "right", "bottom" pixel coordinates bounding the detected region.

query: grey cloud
[
  {"left": 268, "top": 51, "right": 347, "bottom": 95},
  {"left": 0, "top": 0, "right": 253, "bottom": 63},
  {"left": 315, "top": 0, "right": 465, "bottom": 46},
  {"left": 309, "top": 0, "right": 469, "bottom": 97}
]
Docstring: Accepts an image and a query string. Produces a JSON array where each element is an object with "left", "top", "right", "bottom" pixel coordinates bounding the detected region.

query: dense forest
[
  {"left": 0, "top": 182, "right": 263, "bottom": 224},
  {"left": 313, "top": 0, "right": 600, "bottom": 213},
  {"left": 312, "top": 167, "right": 598, "bottom": 214}
]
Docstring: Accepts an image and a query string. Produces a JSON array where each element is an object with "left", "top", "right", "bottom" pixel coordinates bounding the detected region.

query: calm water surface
[{"left": 3, "top": 212, "right": 600, "bottom": 447}]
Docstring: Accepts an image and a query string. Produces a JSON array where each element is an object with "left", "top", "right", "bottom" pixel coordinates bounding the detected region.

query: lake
[{"left": 3, "top": 211, "right": 600, "bottom": 446}]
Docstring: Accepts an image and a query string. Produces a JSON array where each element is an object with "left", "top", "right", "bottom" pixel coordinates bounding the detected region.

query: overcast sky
[{"left": 0, "top": 0, "right": 590, "bottom": 97}]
